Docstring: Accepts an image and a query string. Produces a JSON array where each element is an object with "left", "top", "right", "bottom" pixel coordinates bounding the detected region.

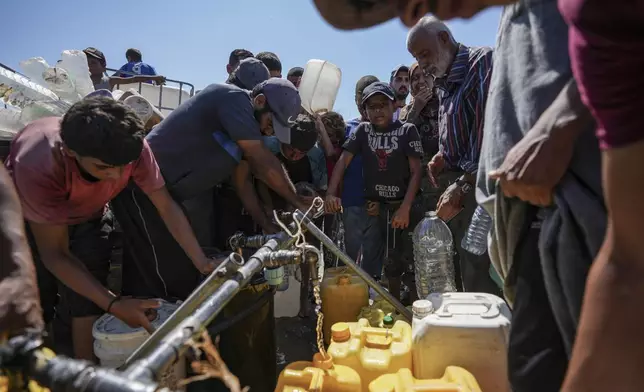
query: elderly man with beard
[
  {"left": 389, "top": 65, "right": 410, "bottom": 121},
  {"left": 406, "top": 16, "right": 498, "bottom": 294}
]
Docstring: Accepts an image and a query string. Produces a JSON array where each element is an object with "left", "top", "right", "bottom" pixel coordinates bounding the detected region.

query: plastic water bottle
[
  {"left": 461, "top": 206, "right": 492, "bottom": 256},
  {"left": 413, "top": 211, "right": 457, "bottom": 298}
]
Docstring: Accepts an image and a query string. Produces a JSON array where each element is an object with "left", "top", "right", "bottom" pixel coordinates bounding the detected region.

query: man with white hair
[{"left": 407, "top": 16, "right": 498, "bottom": 294}]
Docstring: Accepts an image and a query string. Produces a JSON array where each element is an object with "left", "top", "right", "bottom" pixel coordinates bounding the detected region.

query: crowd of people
[
  {"left": 315, "top": 0, "right": 641, "bottom": 391},
  {"left": 1, "top": 0, "right": 642, "bottom": 390}
]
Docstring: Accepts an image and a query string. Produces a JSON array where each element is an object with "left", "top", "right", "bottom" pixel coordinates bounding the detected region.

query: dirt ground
[{"left": 275, "top": 315, "right": 319, "bottom": 373}]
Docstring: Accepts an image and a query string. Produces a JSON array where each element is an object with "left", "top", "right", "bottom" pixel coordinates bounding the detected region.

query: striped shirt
[{"left": 436, "top": 44, "right": 493, "bottom": 174}]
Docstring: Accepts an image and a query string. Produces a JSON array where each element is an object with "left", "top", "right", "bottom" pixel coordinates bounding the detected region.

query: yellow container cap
[{"left": 331, "top": 322, "right": 351, "bottom": 342}]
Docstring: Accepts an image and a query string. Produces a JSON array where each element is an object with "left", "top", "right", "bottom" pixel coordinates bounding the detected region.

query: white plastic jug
[
  {"left": 299, "top": 59, "right": 341, "bottom": 115},
  {"left": 42, "top": 66, "right": 82, "bottom": 103},
  {"left": 111, "top": 82, "right": 192, "bottom": 117},
  {"left": 123, "top": 95, "right": 154, "bottom": 123},
  {"left": 412, "top": 293, "right": 512, "bottom": 392},
  {"left": 19, "top": 57, "right": 50, "bottom": 87},
  {"left": 59, "top": 50, "right": 95, "bottom": 97}
]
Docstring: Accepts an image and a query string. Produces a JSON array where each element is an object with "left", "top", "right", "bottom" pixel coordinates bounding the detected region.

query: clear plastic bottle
[
  {"left": 461, "top": 206, "right": 492, "bottom": 256},
  {"left": 413, "top": 211, "right": 457, "bottom": 298}
]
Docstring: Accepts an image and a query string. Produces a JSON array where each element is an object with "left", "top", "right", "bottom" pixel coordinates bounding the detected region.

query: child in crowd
[
  {"left": 258, "top": 113, "right": 325, "bottom": 317},
  {"left": 325, "top": 82, "right": 424, "bottom": 302},
  {"left": 316, "top": 111, "right": 346, "bottom": 176},
  {"left": 314, "top": 111, "right": 347, "bottom": 265}
]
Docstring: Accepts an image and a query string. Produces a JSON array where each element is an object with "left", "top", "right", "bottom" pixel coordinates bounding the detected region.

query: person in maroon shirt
[
  {"left": 5, "top": 98, "right": 218, "bottom": 361},
  {"left": 557, "top": 1, "right": 644, "bottom": 390}
]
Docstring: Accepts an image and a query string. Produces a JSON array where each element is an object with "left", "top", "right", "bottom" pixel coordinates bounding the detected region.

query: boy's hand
[
  {"left": 153, "top": 75, "right": 167, "bottom": 85},
  {"left": 391, "top": 205, "right": 411, "bottom": 229},
  {"left": 110, "top": 297, "right": 161, "bottom": 334},
  {"left": 325, "top": 195, "right": 342, "bottom": 213},
  {"left": 196, "top": 255, "right": 226, "bottom": 275},
  {"left": 366, "top": 201, "right": 380, "bottom": 216},
  {"left": 313, "top": 114, "right": 326, "bottom": 135}
]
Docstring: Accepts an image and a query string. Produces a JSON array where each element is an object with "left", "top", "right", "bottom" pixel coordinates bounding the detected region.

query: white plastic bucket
[{"left": 93, "top": 299, "right": 186, "bottom": 389}]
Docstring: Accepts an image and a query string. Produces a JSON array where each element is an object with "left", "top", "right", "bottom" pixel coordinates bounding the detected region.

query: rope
[
  {"left": 273, "top": 197, "right": 323, "bottom": 250},
  {"left": 273, "top": 198, "right": 328, "bottom": 359}
]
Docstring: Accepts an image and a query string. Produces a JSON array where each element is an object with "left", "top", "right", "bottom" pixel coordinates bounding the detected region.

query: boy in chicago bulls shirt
[{"left": 326, "top": 82, "right": 424, "bottom": 303}]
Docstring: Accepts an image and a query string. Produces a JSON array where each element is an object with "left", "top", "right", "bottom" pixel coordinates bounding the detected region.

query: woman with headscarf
[{"left": 399, "top": 62, "right": 442, "bottom": 209}]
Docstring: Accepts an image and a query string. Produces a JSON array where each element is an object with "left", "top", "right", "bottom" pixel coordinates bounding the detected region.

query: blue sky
[{"left": 3, "top": 0, "right": 501, "bottom": 119}]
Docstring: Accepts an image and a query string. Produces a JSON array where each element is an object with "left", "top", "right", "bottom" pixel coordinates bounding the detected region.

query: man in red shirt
[{"left": 5, "top": 98, "right": 216, "bottom": 360}]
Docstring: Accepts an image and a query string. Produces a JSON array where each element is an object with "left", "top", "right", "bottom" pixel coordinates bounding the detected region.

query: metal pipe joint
[
  {"left": 265, "top": 246, "right": 320, "bottom": 268},
  {"left": 228, "top": 232, "right": 282, "bottom": 250}
]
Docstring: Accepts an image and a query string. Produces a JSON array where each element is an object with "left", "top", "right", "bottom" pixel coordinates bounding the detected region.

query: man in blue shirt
[
  {"left": 117, "top": 48, "right": 158, "bottom": 80},
  {"left": 110, "top": 79, "right": 308, "bottom": 300},
  {"left": 343, "top": 75, "right": 384, "bottom": 280}
]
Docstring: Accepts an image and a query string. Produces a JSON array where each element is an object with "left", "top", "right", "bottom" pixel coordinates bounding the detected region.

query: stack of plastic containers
[
  {"left": 274, "top": 315, "right": 486, "bottom": 392},
  {"left": 326, "top": 318, "right": 412, "bottom": 392}
]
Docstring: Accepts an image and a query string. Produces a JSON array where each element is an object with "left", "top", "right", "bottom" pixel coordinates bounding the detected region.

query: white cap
[{"left": 412, "top": 300, "right": 433, "bottom": 318}]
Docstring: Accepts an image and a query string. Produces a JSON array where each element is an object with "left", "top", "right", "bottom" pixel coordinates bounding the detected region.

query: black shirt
[
  {"left": 343, "top": 120, "right": 423, "bottom": 201},
  {"left": 268, "top": 152, "right": 313, "bottom": 211},
  {"left": 146, "top": 83, "right": 263, "bottom": 201}
]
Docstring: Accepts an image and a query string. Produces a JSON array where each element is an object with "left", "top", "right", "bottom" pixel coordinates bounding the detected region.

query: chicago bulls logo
[{"left": 375, "top": 149, "right": 390, "bottom": 171}]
